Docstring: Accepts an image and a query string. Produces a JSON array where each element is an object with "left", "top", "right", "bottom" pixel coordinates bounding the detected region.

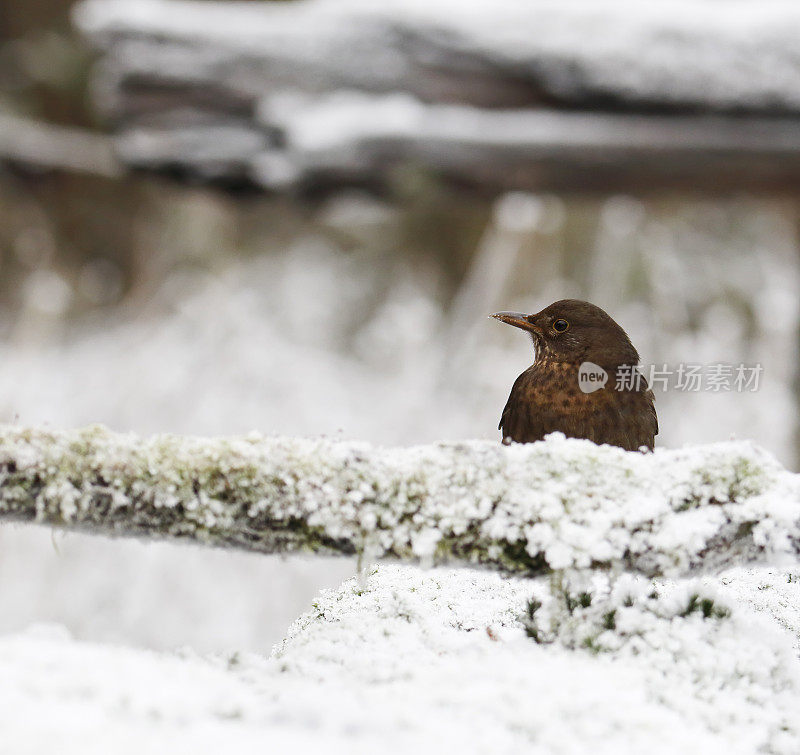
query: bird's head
[{"left": 490, "top": 299, "right": 639, "bottom": 366}]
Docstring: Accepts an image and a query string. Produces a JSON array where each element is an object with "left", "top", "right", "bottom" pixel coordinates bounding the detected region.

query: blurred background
[{"left": 1, "top": 0, "right": 799, "bottom": 653}]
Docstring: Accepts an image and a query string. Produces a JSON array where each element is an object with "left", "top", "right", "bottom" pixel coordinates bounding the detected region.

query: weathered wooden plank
[
  {"left": 0, "top": 115, "right": 121, "bottom": 178},
  {"left": 115, "top": 101, "right": 800, "bottom": 193},
  {"left": 72, "top": 0, "right": 800, "bottom": 192}
]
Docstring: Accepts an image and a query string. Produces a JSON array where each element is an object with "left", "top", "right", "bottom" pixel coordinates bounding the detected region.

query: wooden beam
[
  {"left": 0, "top": 115, "right": 121, "bottom": 178},
  {"left": 72, "top": 0, "right": 800, "bottom": 194},
  {"left": 114, "top": 103, "right": 800, "bottom": 194}
]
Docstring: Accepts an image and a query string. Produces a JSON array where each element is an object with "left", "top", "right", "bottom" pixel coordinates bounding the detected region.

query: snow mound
[
  {"left": 272, "top": 563, "right": 800, "bottom": 753},
  {"left": 2, "top": 563, "right": 798, "bottom": 753}
]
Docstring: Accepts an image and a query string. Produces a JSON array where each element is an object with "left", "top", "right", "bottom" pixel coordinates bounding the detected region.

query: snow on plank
[{"left": 73, "top": 0, "right": 800, "bottom": 192}]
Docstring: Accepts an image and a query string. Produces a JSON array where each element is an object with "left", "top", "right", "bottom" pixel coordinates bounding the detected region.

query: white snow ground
[{"left": 0, "top": 562, "right": 798, "bottom": 754}]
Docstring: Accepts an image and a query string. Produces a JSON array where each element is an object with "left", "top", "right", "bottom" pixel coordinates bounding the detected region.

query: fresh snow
[
  {"left": 0, "top": 563, "right": 798, "bottom": 753},
  {"left": 0, "top": 427, "right": 799, "bottom": 749},
  {"left": 1, "top": 426, "right": 799, "bottom": 577}
]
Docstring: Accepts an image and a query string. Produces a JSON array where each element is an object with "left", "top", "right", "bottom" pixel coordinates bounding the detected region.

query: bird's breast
[{"left": 500, "top": 359, "right": 656, "bottom": 451}]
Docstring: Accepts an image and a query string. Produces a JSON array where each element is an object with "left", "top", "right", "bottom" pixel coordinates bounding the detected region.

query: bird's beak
[{"left": 490, "top": 311, "right": 542, "bottom": 335}]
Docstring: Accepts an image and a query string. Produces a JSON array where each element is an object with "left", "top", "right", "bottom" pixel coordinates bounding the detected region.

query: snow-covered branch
[{"left": 0, "top": 425, "right": 797, "bottom": 577}]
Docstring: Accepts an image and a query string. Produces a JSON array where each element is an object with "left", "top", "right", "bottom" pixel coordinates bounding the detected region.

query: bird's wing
[
  {"left": 498, "top": 370, "right": 528, "bottom": 432},
  {"left": 634, "top": 369, "right": 658, "bottom": 449},
  {"left": 646, "top": 388, "right": 659, "bottom": 438},
  {"left": 636, "top": 367, "right": 658, "bottom": 439},
  {"left": 498, "top": 368, "right": 553, "bottom": 444}
]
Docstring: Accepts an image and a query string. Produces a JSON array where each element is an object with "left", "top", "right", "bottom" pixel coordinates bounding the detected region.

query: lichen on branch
[{"left": 0, "top": 424, "right": 797, "bottom": 577}]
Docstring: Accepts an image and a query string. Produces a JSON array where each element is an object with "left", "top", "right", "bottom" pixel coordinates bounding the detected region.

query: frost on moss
[
  {"left": 522, "top": 572, "right": 734, "bottom": 652},
  {"left": 274, "top": 563, "right": 800, "bottom": 753},
  {"left": 0, "top": 424, "right": 797, "bottom": 578}
]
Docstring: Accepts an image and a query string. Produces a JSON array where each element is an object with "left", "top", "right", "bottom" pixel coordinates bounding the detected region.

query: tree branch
[{"left": 0, "top": 425, "right": 797, "bottom": 577}]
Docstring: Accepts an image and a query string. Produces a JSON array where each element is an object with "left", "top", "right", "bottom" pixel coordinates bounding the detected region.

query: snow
[
  {"left": 260, "top": 91, "right": 799, "bottom": 158},
  {"left": 0, "top": 195, "right": 795, "bottom": 752},
  {"left": 1, "top": 425, "right": 798, "bottom": 579},
  {"left": 75, "top": 0, "right": 800, "bottom": 112},
  {"left": 1, "top": 562, "right": 798, "bottom": 753},
  {"left": 0, "top": 225, "right": 791, "bottom": 668},
  {"left": 72, "top": 0, "right": 800, "bottom": 192},
  {"left": 6, "top": 4, "right": 800, "bottom": 743},
  {"left": 0, "top": 425, "right": 799, "bottom": 749}
]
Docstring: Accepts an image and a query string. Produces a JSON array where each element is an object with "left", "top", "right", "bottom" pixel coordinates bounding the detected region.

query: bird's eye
[{"left": 552, "top": 319, "right": 569, "bottom": 333}]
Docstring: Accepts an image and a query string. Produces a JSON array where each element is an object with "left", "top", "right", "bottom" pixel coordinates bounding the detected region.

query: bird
[{"left": 491, "top": 299, "right": 657, "bottom": 451}]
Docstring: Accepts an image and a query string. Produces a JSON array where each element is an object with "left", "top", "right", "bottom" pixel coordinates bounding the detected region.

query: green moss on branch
[{"left": 0, "top": 424, "right": 796, "bottom": 578}]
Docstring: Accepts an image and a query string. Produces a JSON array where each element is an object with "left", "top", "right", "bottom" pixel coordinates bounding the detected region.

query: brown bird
[{"left": 491, "top": 299, "right": 657, "bottom": 451}]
